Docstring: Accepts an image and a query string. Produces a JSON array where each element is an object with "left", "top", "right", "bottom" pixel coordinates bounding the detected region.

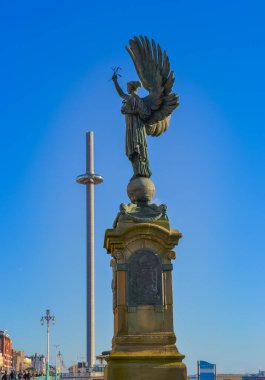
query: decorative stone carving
[
  {"left": 110, "top": 259, "right": 117, "bottom": 310},
  {"left": 113, "top": 202, "right": 168, "bottom": 227},
  {"left": 168, "top": 250, "right": 177, "bottom": 260},
  {"left": 113, "top": 250, "right": 124, "bottom": 260}
]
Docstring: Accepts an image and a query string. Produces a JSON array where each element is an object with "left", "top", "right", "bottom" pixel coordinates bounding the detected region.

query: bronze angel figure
[{"left": 112, "top": 36, "right": 179, "bottom": 179}]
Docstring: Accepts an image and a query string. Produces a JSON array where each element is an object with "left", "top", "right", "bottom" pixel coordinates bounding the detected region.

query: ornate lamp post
[
  {"left": 54, "top": 345, "right": 60, "bottom": 380},
  {"left": 57, "top": 351, "right": 63, "bottom": 374},
  {"left": 40, "top": 309, "right": 55, "bottom": 380}
]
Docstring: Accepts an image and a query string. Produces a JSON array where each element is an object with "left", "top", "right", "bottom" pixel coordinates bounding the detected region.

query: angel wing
[{"left": 126, "top": 36, "right": 179, "bottom": 136}]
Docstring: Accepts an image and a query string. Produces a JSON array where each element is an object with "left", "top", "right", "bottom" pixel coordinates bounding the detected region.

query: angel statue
[{"left": 112, "top": 36, "right": 179, "bottom": 179}]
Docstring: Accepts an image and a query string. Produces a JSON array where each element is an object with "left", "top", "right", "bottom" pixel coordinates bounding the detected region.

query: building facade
[
  {"left": 242, "top": 372, "right": 265, "bottom": 380},
  {"left": 0, "top": 330, "right": 12, "bottom": 371},
  {"left": 12, "top": 350, "right": 25, "bottom": 372},
  {"left": 30, "top": 354, "right": 46, "bottom": 374},
  {"left": 0, "top": 352, "right": 3, "bottom": 371},
  {"left": 23, "top": 357, "right": 32, "bottom": 371},
  {"left": 67, "top": 361, "right": 105, "bottom": 380},
  {"left": 217, "top": 374, "right": 243, "bottom": 380}
]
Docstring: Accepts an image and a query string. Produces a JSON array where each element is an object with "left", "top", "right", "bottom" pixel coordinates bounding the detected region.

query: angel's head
[{"left": 127, "top": 81, "right": 141, "bottom": 94}]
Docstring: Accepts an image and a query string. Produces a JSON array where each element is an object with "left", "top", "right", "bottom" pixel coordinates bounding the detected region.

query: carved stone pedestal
[{"left": 103, "top": 205, "right": 187, "bottom": 380}]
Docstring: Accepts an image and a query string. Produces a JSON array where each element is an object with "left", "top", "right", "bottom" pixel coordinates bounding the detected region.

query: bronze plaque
[{"left": 127, "top": 249, "right": 162, "bottom": 306}]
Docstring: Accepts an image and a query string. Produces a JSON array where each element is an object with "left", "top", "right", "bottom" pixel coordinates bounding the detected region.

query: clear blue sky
[{"left": 0, "top": 0, "right": 264, "bottom": 374}]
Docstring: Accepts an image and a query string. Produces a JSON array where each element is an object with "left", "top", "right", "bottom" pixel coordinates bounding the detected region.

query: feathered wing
[{"left": 126, "top": 36, "right": 179, "bottom": 136}]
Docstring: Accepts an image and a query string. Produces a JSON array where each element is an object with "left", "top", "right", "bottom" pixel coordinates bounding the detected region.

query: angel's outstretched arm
[{"left": 112, "top": 74, "right": 129, "bottom": 100}]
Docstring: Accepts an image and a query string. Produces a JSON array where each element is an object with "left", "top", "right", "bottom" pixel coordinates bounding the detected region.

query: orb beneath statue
[{"left": 127, "top": 177, "right": 155, "bottom": 205}]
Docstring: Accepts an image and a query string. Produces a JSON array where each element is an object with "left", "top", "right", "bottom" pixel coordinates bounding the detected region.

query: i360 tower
[{"left": 76, "top": 131, "right": 103, "bottom": 368}]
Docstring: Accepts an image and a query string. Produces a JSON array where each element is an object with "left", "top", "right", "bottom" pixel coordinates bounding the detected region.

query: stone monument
[{"left": 103, "top": 36, "right": 187, "bottom": 380}]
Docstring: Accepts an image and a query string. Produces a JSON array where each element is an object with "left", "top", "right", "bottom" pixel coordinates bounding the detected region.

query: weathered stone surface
[
  {"left": 104, "top": 352, "right": 187, "bottom": 380},
  {"left": 103, "top": 216, "right": 187, "bottom": 380}
]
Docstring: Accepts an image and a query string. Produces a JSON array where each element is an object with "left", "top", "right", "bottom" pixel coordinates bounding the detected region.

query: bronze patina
[{"left": 112, "top": 36, "right": 179, "bottom": 179}]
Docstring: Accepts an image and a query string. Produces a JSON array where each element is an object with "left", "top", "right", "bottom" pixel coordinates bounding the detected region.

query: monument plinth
[
  {"left": 103, "top": 36, "right": 187, "bottom": 379},
  {"left": 103, "top": 202, "right": 186, "bottom": 379}
]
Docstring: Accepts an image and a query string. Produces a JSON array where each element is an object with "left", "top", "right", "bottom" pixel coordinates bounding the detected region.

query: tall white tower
[{"left": 76, "top": 131, "right": 103, "bottom": 367}]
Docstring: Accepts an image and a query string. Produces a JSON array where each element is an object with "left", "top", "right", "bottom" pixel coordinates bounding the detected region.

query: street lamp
[
  {"left": 57, "top": 351, "right": 62, "bottom": 374},
  {"left": 40, "top": 309, "right": 55, "bottom": 380},
  {"left": 54, "top": 345, "right": 60, "bottom": 380}
]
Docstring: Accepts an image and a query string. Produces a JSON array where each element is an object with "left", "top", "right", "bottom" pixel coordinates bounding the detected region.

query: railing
[
  {"left": 61, "top": 371, "right": 104, "bottom": 380},
  {"left": 33, "top": 377, "right": 60, "bottom": 380},
  {"left": 60, "top": 372, "right": 104, "bottom": 380}
]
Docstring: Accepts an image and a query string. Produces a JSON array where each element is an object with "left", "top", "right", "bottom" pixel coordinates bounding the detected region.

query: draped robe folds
[{"left": 122, "top": 94, "right": 152, "bottom": 178}]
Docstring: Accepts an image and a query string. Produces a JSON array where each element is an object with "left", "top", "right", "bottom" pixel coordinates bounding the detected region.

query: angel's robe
[{"left": 122, "top": 94, "right": 152, "bottom": 178}]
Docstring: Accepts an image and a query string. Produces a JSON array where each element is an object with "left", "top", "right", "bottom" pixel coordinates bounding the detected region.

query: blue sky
[{"left": 0, "top": 0, "right": 265, "bottom": 374}]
